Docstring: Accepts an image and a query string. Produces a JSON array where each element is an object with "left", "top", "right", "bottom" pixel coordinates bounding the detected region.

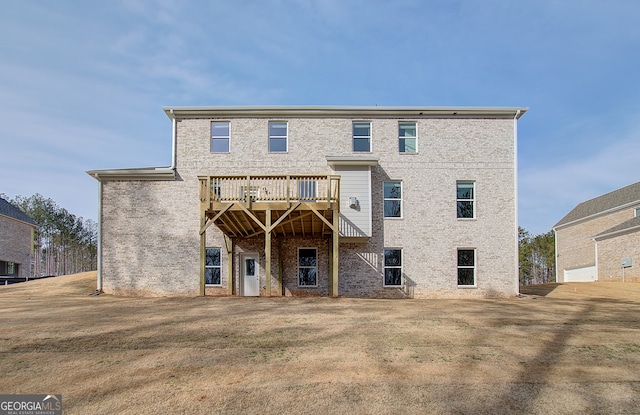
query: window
[
  {"left": 298, "top": 248, "right": 317, "bottom": 286},
  {"left": 456, "top": 181, "right": 475, "bottom": 219},
  {"left": 0, "top": 261, "right": 18, "bottom": 277},
  {"left": 399, "top": 122, "right": 417, "bottom": 153},
  {"left": 384, "top": 181, "right": 402, "bottom": 218},
  {"left": 205, "top": 248, "right": 222, "bottom": 285},
  {"left": 457, "top": 249, "right": 476, "bottom": 286},
  {"left": 635, "top": 207, "right": 640, "bottom": 217},
  {"left": 353, "top": 122, "right": 371, "bottom": 152},
  {"left": 211, "top": 121, "right": 230, "bottom": 153},
  {"left": 384, "top": 249, "right": 402, "bottom": 286},
  {"left": 269, "top": 121, "right": 288, "bottom": 152}
]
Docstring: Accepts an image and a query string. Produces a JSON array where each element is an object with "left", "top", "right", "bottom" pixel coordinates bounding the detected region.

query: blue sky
[{"left": 1, "top": 0, "right": 639, "bottom": 235}]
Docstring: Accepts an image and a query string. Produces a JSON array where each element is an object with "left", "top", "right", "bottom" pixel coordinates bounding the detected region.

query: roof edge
[
  {"left": 326, "top": 156, "right": 380, "bottom": 167},
  {"left": 163, "top": 106, "right": 528, "bottom": 120},
  {"left": 0, "top": 212, "right": 39, "bottom": 228},
  {"left": 553, "top": 200, "right": 640, "bottom": 230},
  {"left": 594, "top": 224, "right": 640, "bottom": 241},
  {"left": 87, "top": 167, "right": 176, "bottom": 181}
]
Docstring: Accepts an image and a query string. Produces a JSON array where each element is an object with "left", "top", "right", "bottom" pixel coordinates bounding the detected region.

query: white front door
[{"left": 242, "top": 253, "right": 260, "bottom": 296}]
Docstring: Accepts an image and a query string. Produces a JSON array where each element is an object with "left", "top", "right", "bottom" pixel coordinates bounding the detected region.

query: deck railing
[{"left": 199, "top": 175, "right": 340, "bottom": 207}]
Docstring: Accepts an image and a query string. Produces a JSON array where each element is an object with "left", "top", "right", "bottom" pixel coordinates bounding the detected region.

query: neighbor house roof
[
  {"left": 162, "top": 105, "right": 528, "bottom": 120},
  {"left": 554, "top": 181, "right": 640, "bottom": 229},
  {"left": 0, "top": 197, "right": 38, "bottom": 227},
  {"left": 593, "top": 216, "right": 640, "bottom": 240}
]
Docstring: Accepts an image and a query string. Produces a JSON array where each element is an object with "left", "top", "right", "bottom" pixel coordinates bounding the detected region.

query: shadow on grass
[{"left": 520, "top": 283, "right": 560, "bottom": 297}]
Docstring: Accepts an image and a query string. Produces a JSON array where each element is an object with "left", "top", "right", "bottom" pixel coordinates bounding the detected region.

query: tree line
[
  {"left": 3, "top": 193, "right": 97, "bottom": 277},
  {"left": 519, "top": 226, "right": 555, "bottom": 285}
]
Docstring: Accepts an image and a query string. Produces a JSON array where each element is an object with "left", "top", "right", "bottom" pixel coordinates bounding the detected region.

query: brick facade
[
  {"left": 555, "top": 209, "right": 633, "bottom": 277},
  {"left": 0, "top": 215, "right": 35, "bottom": 279},
  {"left": 596, "top": 231, "right": 640, "bottom": 282},
  {"left": 92, "top": 107, "right": 524, "bottom": 298},
  {"left": 554, "top": 182, "right": 640, "bottom": 283}
]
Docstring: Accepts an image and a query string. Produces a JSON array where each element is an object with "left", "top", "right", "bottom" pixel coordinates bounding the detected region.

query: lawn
[{"left": 1, "top": 272, "right": 639, "bottom": 414}]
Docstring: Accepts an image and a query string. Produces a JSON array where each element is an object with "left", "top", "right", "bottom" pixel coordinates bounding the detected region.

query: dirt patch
[{"left": 1, "top": 273, "right": 639, "bottom": 414}]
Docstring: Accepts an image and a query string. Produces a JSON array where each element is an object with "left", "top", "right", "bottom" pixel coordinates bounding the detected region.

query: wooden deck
[
  {"left": 198, "top": 175, "right": 341, "bottom": 297},
  {"left": 199, "top": 175, "right": 340, "bottom": 238}
]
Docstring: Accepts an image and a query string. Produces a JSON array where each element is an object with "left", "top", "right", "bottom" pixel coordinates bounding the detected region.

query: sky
[{"left": 1, "top": 0, "right": 639, "bottom": 236}]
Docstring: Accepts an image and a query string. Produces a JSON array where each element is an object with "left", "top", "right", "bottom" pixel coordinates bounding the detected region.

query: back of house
[{"left": 88, "top": 106, "right": 526, "bottom": 298}]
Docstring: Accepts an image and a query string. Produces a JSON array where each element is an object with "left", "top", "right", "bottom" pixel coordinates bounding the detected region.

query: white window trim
[
  {"left": 211, "top": 121, "right": 231, "bottom": 153},
  {"left": 297, "top": 247, "right": 318, "bottom": 287},
  {"left": 456, "top": 180, "right": 476, "bottom": 220},
  {"left": 268, "top": 120, "right": 288, "bottom": 153},
  {"left": 352, "top": 121, "right": 372, "bottom": 153},
  {"left": 383, "top": 180, "right": 403, "bottom": 219},
  {"left": 635, "top": 207, "right": 640, "bottom": 217},
  {"left": 457, "top": 248, "right": 477, "bottom": 288},
  {"left": 383, "top": 248, "right": 403, "bottom": 287},
  {"left": 205, "top": 247, "right": 222, "bottom": 286},
  {"left": 398, "top": 121, "right": 418, "bottom": 154}
]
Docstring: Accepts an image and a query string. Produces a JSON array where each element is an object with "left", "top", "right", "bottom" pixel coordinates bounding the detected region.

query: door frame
[{"left": 240, "top": 252, "right": 260, "bottom": 296}]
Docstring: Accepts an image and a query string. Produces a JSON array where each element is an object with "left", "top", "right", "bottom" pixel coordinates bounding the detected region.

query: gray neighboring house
[
  {"left": 0, "top": 197, "right": 38, "bottom": 279},
  {"left": 88, "top": 106, "right": 526, "bottom": 298},
  {"left": 553, "top": 181, "right": 640, "bottom": 282}
]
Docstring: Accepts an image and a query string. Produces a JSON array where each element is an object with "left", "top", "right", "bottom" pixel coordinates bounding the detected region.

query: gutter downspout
[
  {"left": 95, "top": 175, "right": 103, "bottom": 292},
  {"left": 592, "top": 237, "right": 598, "bottom": 281},
  {"left": 513, "top": 109, "right": 521, "bottom": 296},
  {"left": 170, "top": 109, "right": 177, "bottom": 170}
]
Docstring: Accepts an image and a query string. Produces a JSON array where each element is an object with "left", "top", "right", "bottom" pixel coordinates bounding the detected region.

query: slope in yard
[{"left": 1, "top": 272, "right": 639, "bottom": 415}]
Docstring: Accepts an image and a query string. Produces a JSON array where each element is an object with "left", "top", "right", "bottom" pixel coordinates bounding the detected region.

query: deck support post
[
  {"left": 265, "top": 209, "right": 272, "bottom": 296},
  {"left": 226, "top": 236, "right": 233, "bottom": 295},
  {"left": 199, "top": 215, "right": 206, "bottom": 296},
  {"left": 331, "top": 208, "right": 339, "bottom": 297}
]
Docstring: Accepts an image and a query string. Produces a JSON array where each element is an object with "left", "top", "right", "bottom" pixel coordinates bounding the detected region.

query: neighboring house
[
  {"left": 88, "top": 106, "right": 526, "bottom": 298},
  {"left": 553, "top": 181, "right": 640, "bottom": 283},
  {"left": 0, "top": 197, "right": 38, "bottom": 279}
]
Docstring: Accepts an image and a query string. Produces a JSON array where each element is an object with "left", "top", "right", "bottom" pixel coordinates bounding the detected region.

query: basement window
[
  {"left": 205, "top": 248, "right": 222, "bottom": 285},
  {"left": 298, "top": 248, "right": 318, "bottom": 287},
  {"left": 457, "top": 249, "right": 476, "bottom": 287},
  {"left": 384, "top": 249, "right": 402, "bottom": 286}
]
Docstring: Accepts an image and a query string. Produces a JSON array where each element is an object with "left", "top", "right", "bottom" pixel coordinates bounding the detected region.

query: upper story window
[
  {"left": 456, "top": 181, "right": 475, "bottom": 219},
  {"left": 205, "top": 247, "right": 222, "bottom": 285},
  {"left": 353, "top": 122, "right": 371, "bottom": 152},
  {"left": 384, "top": 181, "right": 402, "bottom": 218},
  {"left": 457, "top": 249, "right": 476, "bottom": 287},
  {"left": 269, "top": 121, "right": 288, "bottom": 152},
  {"left": 211, "top": 122, "right": 230, "bottom": 153},
  {"left": 635, "top": 207, "right": 640, "bottom": 217},
  {"left": 399, "top": 122, "right": 417, "bottom": 153}
]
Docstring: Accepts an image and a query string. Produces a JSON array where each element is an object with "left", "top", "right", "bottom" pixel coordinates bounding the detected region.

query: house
[
  {"left": 0, "top": 197, "right": 38, "bottom": 280},
  {"left": 553, "top": 181, "right": 640, "bottom": 283},
  {"left": 88, "top": 106, "right": 526, "bottom": 298}
]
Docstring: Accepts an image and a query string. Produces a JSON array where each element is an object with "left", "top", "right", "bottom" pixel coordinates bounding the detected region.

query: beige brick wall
[
  {"left": 0, "top": 215, "right": 33, "bottom": 278},
  {"left": 101, "top": 179, "right": 201, "bottom": 296},
  {"left": 100, "top": 114, "right": 518, "bottom": 298},
  {"left": 555, "top": 209, "right": 635, "bottom": 281},
  {"left": 596, "top": 231, "right": 640, "bottom": 282}
]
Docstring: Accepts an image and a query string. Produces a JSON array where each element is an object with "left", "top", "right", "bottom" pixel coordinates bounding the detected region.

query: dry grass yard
[{"left": 1, "top": 272, "right": 639, "bottom": 414}]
